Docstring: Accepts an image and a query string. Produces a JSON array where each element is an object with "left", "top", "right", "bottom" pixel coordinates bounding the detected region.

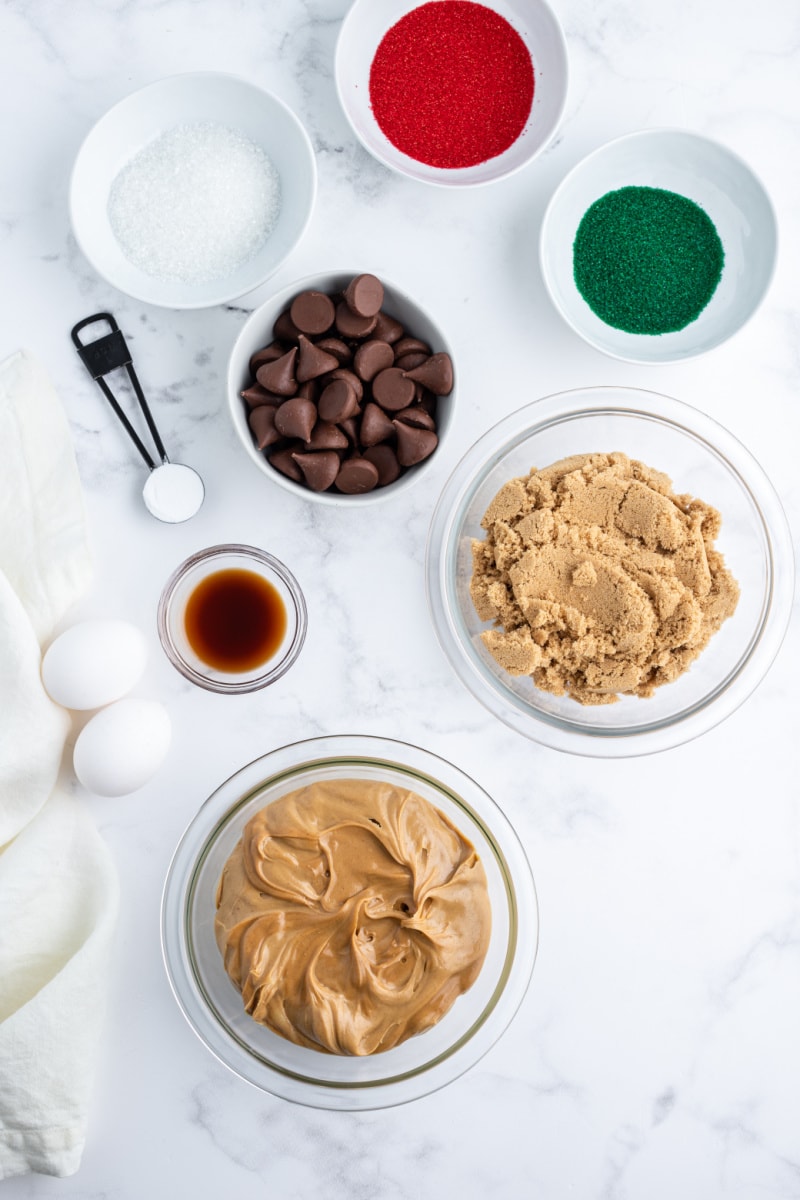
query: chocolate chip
[
  {"left": 363, "top": 444, "right": 401, "bottom": 486},
  {"left": 394, "top": 405, "right": 437, "bottom": 430},
  {"left": 249, "top": 342, "right": 287, "bottom": 374},
  {"left": 256, "top": 346, "right": 298, "bottom": 396},
  {"left": 248, "top": 406, "right": 281, "bottom": 449},
  {"left": 339, "top": 416, "right": 359, "bottom": 444},
  {"left": 241, "top": 384, "right": 283, "bottom": 408},
  {"left": 372, "top": 311, "right": 404, "bottom": 344},
  {"left": 372, "top": 367, "right": 416, "bottom": 412},
  {"left": 268, "top": 446, "right": 304, "bottom": 482},
  {"left": 394, "top": 351, "right": 429, "bottom": 372},
  {"left": 295, "top": 379, "right": 319, "bottom": 403},
  {"left": 418, "top": 391, "right": 438, "bottom": 417},
  {"left": 335, "top": 456, "right": 380, "bottom": 494},
  {"left": 296, "top": 334, "right": 340, "bottom": 383},
  {"left": 292, "top": 450, "right": 340, "bottom": 492},
  {"left": 360, "top": 402, "right": 395, "bottom": 446},
  {"left": 335, "top": 301, "right": 378, "bottom": 339},
  {"left": 394, "top": 337, "right": 431, "bottom": 358},
  {"left": 404, "top": 352, "right": 454, "bottom": 396},
  {"left": 393, "top": 421, "right": 439, "bottom": 466},
  {"left": 316, "top": 337, "right": 352, "bottom": 364},
  {"left": 328, "top": 367, "right": 364, "bottom": 401},
  {"left": 318, "top": 378, "right": 359, "bottom": 423},
  {"left": 273, "top": 310, "right": 302, "bottom": 343},
  {"left": 353, "top": 340, "right": 394, "bottom": 382},
  {"left": 343, "top": 274, "right": 384, "bottom": 318},
  {"left": 290, "top": 290, "right": 336, "bottom": 336},
  {"left": 305, "top": 421, "right": 349, "bottom": 451},
  {"left": 274, "top": 396, "right": 317, "bottom": 441}
]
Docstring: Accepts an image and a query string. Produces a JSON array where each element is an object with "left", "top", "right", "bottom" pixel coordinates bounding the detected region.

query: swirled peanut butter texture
[
  {"left": 215, "top": 779, "right": 491, "bottom": 1055},
  {"left": 470, "top": 453, "right": 740, "bottom": 704}
]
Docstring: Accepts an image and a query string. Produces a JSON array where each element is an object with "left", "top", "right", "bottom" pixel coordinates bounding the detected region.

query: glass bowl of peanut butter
[{"left": 161, "top": 735, "right": 538, "bottom": 1109}]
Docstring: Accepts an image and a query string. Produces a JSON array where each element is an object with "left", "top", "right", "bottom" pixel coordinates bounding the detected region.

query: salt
[{"left": 108, "top": 122, "right": 282, "bottom": 285}]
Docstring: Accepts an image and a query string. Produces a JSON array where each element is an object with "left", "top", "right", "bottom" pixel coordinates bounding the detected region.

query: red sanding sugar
[{"left": 368, "top": 1, "right": 535, "bottom": 170}]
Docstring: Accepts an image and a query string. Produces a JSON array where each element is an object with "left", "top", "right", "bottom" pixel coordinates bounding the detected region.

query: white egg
[
  {"left": 42, "top": 618, "right": 148, "bottom": 710},
  {"left": 73, "top": 699, "right": 171, "bottom": 797}
]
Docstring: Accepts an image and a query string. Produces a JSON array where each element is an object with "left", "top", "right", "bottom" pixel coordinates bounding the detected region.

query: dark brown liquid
[{"left": 184, "top": 568, "right": 287, "bottom": 673}]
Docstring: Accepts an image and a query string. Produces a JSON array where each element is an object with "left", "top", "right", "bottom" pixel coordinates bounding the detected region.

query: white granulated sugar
[{"left": 108, "top": 122, "right": 282, "bottom": 285}]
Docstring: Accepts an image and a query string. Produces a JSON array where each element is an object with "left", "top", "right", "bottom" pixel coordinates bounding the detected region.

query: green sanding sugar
[{"left": 572, "top": 186, "right": 725, "bottom": 335}]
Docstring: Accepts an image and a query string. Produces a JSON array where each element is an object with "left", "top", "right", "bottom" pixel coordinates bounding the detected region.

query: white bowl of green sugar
[
  {"left": 70, "top": 73, "right": 317, "bottom": 309},
  {"left": 539, "top": 129, "right": 777, "bottom": 364}
]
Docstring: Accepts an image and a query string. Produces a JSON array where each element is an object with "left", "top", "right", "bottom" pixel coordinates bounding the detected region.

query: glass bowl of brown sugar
[{"left": 426, "top": 387, "right": 794, "bottom": 757}]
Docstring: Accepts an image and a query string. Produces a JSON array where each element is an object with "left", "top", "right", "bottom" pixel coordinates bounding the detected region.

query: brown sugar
[{"left": 470, "top": 452, "right": 740, "bottom": 705}]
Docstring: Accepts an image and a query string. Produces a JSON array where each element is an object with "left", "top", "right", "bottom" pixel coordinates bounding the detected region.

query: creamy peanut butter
[
  {"left": 215, "top": 778, "right": 491, "bottom": 1056},
  {"left": 470, "top": 452, "right": 740, "bottom": 704}
]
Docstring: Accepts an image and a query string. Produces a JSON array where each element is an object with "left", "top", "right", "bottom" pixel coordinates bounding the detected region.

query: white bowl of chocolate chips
[{"left": 227, "top": 271, "right": 455, "bottom": 503}]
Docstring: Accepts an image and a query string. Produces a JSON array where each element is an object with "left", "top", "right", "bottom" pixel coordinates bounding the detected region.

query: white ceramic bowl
[
  {"left": 70, "top": 72, "right": 317, "bottom": 309},
  {"left": 161, "top": 735, "right": 538, "bottom": 1109},
  {"left": 335, "top": 0, "right": 568, "bottom": 187},
  {"left": 540, "top": 129, "right": 778, "bottom": 363},
  {"left": 426, "top": 387, "right": 794, "bottom": 757},
  {"left": 227, "top": 270, "right": 456, "bottom": 505}
]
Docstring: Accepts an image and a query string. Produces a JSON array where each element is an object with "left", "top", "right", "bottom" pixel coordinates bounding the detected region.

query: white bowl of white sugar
[{"left": 70, "top": 73, "right": 317, "bottom": 309}]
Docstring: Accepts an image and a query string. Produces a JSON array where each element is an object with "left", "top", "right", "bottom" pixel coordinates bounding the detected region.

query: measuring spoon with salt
[{"left": 71, "top": 313, "right": 204, "bottom": 523}]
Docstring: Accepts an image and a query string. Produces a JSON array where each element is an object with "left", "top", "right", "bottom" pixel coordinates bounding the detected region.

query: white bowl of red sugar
[
  {"left": 70, "top": 72, "right": 317, "bottom": 309},
  {"left": 335, "top": 0, "right": 568, "bottom": 187}
]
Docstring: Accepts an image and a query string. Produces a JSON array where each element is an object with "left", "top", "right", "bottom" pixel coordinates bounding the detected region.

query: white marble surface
[{"left": 2, "top": 0, "right": 799, "bottom": 1196}]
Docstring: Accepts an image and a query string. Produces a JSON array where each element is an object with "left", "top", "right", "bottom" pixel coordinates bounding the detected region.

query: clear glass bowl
[
  {"left": 161, "top": 735, "right": 538, "bottom": 1109},
  {"left": 157, "top": 544, "right": 307, "bottom": 694},
  {"left": 426, "top": 387, "right": 794, "bottom": 757}
]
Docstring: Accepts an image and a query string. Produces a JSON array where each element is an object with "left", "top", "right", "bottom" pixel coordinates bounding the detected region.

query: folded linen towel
[{"left": 0, "top": 350, "right": 119, "bottom": 1179}]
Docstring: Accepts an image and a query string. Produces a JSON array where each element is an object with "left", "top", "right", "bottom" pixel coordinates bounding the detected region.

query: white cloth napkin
[{"left": 0, "top": 350, "right": 119, "bottom": 1179}]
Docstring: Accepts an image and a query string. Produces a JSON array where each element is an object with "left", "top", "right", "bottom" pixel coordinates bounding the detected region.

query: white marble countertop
[{"left": 2, "top": 0, "right": 799, "bottom": 1196}]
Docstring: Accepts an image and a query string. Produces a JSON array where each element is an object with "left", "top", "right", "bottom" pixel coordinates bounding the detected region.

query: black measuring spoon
[{"left": 71, "top": 313, "right": 204, "bottom": 523}]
